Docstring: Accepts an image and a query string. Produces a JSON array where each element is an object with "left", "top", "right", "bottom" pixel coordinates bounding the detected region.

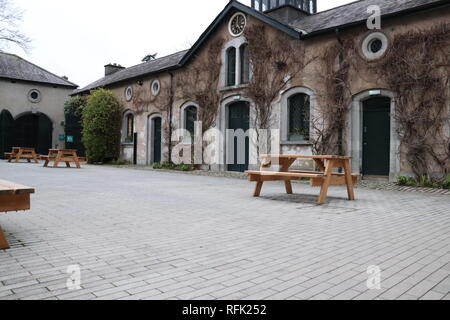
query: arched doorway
[
  {"left": 227, "top": 101, "right": 250, "bottom": 172},
  {"left": 362, "top": 96, "right": 391, "bottom": 177},
  {"left": 0, "top": 110, "right": 14, "bottom": 158},
  {"left": 14, "top": 113, "right": 52, "bottom": 155},
  {"left": 148, "top": 115, "right": 162, "bottom": 164},
  {"left": 350, "top": 90, "right": 400, "bottom": 181}
]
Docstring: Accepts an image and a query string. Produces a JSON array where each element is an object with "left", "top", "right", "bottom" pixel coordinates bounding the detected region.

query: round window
[
  {"left": 362, "top": 32, "right": 389, "bottom": 60},
  {"left": 369, "top": 39, "right": 383, "bottom": 54},
  {"left": 125, "top": 86, "right": 133, "bottom": 101},
  {"left": 151, "top": 80, "right": 160, "bottom": 96},
  {"left": 28, "top": 89, "right": 41, "bottom": 103}
]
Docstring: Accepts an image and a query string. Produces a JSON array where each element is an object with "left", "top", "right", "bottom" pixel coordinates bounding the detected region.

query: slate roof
[
  {"left": 0, "top": 52, "right": 78, "bottom": 88},
  {"left": 74, "top": 0, "right": 448, "bottom": 95},
  {"left": 73, "top": 50, "right": 188, "bottom": 95},
  {"left": 289, "top": 0, "right": 449, "bottom": 36}
]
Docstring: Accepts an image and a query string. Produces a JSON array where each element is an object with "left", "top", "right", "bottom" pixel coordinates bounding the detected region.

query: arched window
[
  {"left": 125, "top": 113, "right": 134, "bottom": 143},
  {"left": 240, "top": 44, "right": 250, "bottom": 84},
  {"left": 226, "top": 47, "right": 236, "bottom": 87},
  {"left": 288, "top": 93, "right": 310, "bottom": 141},
  {"left": 184, "top": 105, "right": 198, "bottom": 137}
]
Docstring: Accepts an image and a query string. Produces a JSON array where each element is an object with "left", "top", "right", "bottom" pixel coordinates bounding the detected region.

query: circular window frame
[
  {"left": 28, "top": 89, "right": 42, "bottom": 103},
  {"left": 361, "top": 32, "right": 389, "bottom": 61},
  {"left": 125, "top": 86, "right": 133, "bottom": 101},
  {"left": 228, "top": 12, "right": 247, "bottom": 37},
  {"left": 151, "top": 79, "right": 161, "bottom": 96}
]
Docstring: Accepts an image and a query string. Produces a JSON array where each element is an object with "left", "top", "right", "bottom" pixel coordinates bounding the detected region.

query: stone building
[
  {"left": 73, "top": 0, "right": 450, "bottom": 180},
  {"left": 0, "top": 52, "right": 78, "bottom": 157}
]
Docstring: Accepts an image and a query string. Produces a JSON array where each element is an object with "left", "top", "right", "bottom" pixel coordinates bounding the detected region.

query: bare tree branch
[{"left": 0, "top": 0, "right": 30, "bottom": 51}]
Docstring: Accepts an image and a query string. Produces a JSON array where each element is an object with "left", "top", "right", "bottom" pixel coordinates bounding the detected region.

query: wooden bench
[
  {"left": 246, "top": 155, "right": 358, "bottom": 205},
  {"left": 0, "top": 180, "right": 35, "bottom": 250},
  {"left": 6, "top": 147, "right": 40, "bottom": 163},
  {"left": 42, "top": 149, "right": 85, "bottom": 168}
]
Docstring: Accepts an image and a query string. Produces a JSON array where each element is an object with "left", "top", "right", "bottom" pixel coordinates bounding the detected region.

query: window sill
[
  {"left": 219, "top": 84, "right": 249, "bottom": 92},
  {"left": 121, "top": 142, "right": 134, "bottom": 146},
  {"left": 281, "top": 141, "right": 313, "bottom": 146}
]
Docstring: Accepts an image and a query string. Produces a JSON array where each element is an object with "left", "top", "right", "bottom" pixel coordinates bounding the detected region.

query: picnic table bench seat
[
  {"left": 246, "top": 155, "right": 357, "bottom": 205},
  {"left": 0, "top": 180, "right": 35, "bottom": 250}
]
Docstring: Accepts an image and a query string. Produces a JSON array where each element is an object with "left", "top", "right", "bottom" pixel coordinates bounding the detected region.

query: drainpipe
[{"left": 168, "top": 71, "right": 175, "bottom": 163}]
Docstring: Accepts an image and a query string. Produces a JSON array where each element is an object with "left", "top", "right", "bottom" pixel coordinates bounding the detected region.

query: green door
[
  {"left": 152, "top": 117, "right": 162, "bottom": 163},
  {"left": 65, "top": 113, "right": 85, "bottom": 156},
  {"left": 14, "top": 113, "right": 52, "bottom": 155},
  {"left": 37, "top": 113, "right": 53, "bottom": 155},
  {"left": 0, "top": 110, "right": 14, "bottom": 158},
  {"left": 362, "top": 97, "right": 391, "bottom": 176},
  {"left": 227, "top": 101, "right": 250, "bottom": 172}
]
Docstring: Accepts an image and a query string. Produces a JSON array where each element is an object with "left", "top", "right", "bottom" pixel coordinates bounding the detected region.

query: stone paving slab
[{"left": 0, "top": 162, "right": 449, "bottom": 300}]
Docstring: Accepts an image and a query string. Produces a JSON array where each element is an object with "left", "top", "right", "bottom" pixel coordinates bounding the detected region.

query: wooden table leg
[
  {"left": 32, "top": 151, "right": 39, "bottom": 163},
  {"left": 0, "top": 226, "right": 10, "bottom": 250},
  {"left": 343, "top": 159, "right": 355, "bottom": 201},
  {"left": 53, "top": 152, "right": 61, "bottom": 168},
  {"left": 285, "top": 181, "right": 293, "bottom": 194},
  {"left": 254, "top": 181, "right": 264, "bottom": 197},
  {"left": 15, "top": 150, "right": 23, "bottom": 163},
  {"left": 318, "top": 159, "right": 335, "bottom": 205}
]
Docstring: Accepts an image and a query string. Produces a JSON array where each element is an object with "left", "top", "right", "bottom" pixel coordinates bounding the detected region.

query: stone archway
[
  {"left": 349, "top": 89, "right": 400, "bottom": 181},
  {"left": 14, "top": 112, "right": 53, "bottom": 155}
]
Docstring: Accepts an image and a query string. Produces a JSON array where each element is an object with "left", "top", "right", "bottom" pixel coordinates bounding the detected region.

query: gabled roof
[
  {"left": 291, "top": 0, "right": 449, "bottom": 37},
  {"left": 73, "top": 50, "right": 188, "bottom": 95},
  {"left": 73, "top": 0, "right": 449, "bottom": 95},
  {"left": 0, "top": 52, "right": 78, "bottom": 88},
  {"left": 178, "top": 1, "right": 302, "bottom": 66}
]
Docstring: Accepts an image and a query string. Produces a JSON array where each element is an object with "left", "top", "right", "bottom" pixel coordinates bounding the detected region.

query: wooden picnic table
[
  {"left": 0, "top": 180, "right": 35, "bottom": 250},
  {"left": 246, "top": 155, "right": 358, "bottom": 205},
  {"left": 42, "top": 149, "right": 84, "bottom": 168},
  {"left": 5, "top": 147, "right": 40, "bottom": 163}
]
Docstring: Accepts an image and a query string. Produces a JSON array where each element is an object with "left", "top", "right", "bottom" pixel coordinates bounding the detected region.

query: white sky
[{"left": 6, "top": 0, "right": 353, "bottom": 88}]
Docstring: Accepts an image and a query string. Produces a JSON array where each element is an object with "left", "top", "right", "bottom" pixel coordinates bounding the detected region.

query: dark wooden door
[
  {"left": 152, "top": 117, "right": 162, "bottom": 163},
  {"left": 362, "top": 97, "right": 391, "bottom": 176},
  {"left": 15, "top": 114, "right": 39, "bottom": 150},
  {"left": 65, "top": 113, "right": 85, "bottom": 156},
  {"left": 37, "top": 113, "right": 53, "bottom": 155},
  {"left": 0, "top": 110, "right": 14, "bottom": 158},
  {"left": 227, "top": 102, "right": 250, "bottom": 172}
]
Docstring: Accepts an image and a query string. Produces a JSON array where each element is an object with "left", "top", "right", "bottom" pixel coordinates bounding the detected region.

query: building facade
[
  {"left": 73, "top": 0, "right": 450, "bottom": 180},
  {"left": 0, "top": 52, "right": 78, "bottom": 157}
]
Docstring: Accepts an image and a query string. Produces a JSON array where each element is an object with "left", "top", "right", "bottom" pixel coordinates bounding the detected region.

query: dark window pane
[
  {"left": 240, "top": 44, "right": 250, "bottom": 84},
  {"left": 227, "top": 47, "right": 236, "bottom": 86},
  {"left": 185, "top": 106, "right": 198, "bottom": 137},
  {"left": 288, "top": 93, "right": 310, "bottom": 141}
]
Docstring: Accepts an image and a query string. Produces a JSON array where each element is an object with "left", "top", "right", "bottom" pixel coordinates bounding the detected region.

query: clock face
[{"left": 229, "top": 13, "right": 246, "bottom": 36}]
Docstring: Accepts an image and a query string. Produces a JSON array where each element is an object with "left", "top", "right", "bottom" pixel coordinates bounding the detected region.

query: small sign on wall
[
  {"left": 66, "top": 136, "right": 74, "bottom": 143},
  {"left": 59, "top": 134, "right": 65, "bottom": 141},
  {"left": 369, "top": 90, "right": 381, "bottom": 96}
]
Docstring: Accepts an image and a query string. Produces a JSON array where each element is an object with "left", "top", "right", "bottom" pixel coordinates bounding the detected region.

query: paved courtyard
[{"left": 0, "top": 162, "right": 449, "bottom": 300}]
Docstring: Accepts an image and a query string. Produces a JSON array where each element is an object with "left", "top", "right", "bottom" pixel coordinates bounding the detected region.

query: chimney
[{"left": 104, "top": 63, "right": 125, "bottom": 76}]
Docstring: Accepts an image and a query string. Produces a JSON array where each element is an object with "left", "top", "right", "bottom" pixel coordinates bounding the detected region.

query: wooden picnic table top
[
  {"left": 11, "top": 147, "right": 36, "bottom": 152},
  {"left": 0, "top": 180, "right": 35, "bottom": 196},
  {"left": 260, "top": 154, "right": 351, "bottom": 160},
  {"left": 48, "top": 149, "right": 77, "bottom": 152}
]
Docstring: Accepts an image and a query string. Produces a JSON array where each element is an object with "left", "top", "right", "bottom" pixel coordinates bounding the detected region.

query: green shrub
[
  {"left": 111, "top": 159, "right": 130, "bottom": 166},
  {"left": 64, "top": 95, "right": 87, "bottom": 117},
  {"left": 153, "top": 162, "right": 194, "bottom": 172},
  {"left": 442, "top": 176, "right": 450, "bottom": 190},
  {"left": 82, "top": 89, "right": 122, "bottom": 163},
  {"left": 397, "top": 176, "right": 410, "bottom": 186}
]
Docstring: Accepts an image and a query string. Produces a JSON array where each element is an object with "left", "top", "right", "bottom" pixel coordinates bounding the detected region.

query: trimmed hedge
[{"left": 82, "top": 89, "right": 122, "bottom": 163}]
